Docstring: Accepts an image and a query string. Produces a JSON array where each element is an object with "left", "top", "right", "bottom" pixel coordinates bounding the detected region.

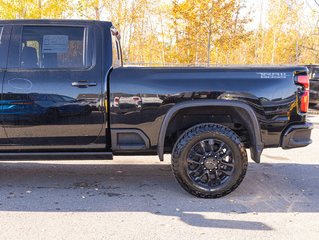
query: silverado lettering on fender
[{"left": 0, "top": 20, "right": 313, "bottom": 198}]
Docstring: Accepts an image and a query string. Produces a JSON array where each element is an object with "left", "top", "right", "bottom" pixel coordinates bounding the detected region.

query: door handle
[{"left": 72, "top": 81, "right": 97, "bottom": 88}]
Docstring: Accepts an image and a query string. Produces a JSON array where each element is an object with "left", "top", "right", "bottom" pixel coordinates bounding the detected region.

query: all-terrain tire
[{"left": 171, "top": 123, "right": 248, "bottom": 198}]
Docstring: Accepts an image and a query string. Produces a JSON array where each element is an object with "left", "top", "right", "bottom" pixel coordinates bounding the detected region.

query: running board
[{"left": 0, "top": 152, "right": 113, "bottom": 160}]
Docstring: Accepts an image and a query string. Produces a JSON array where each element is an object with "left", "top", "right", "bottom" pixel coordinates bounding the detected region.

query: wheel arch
[{"left": 157, "top": 100, "right": 264, "bottom": 163}]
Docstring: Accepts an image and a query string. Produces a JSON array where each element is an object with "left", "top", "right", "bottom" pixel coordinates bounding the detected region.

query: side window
[
  {"left": 0, "top": 26, "right": 3, "bottom": 39},
  {"left": 111, "top": 33, "right": 122, "bottom": 68},
  {"left": 20, "top": 26, "right": 91, "bottom": 69},
  {"left": 0, "top": 26, "right": 7, "bottom": 68}
]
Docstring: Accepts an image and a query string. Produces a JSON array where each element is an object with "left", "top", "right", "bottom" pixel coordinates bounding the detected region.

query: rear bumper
[{"left": 281, "top": 123, "right": 313, "bottom": 149}]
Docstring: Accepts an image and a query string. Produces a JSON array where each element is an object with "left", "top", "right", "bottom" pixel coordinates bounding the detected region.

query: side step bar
[{"left": 0, "top": 152, "right": 113, "bottom": 161}]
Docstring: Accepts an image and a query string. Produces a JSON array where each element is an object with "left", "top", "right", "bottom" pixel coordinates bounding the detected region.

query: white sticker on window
[{"left": 42, "top": 35, "right": 68, "bottom": 53}]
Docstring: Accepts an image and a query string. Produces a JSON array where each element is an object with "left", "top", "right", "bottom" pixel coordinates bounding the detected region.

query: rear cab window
[{"left": 19, "top": 26, "right": 92, "bottom": 69}]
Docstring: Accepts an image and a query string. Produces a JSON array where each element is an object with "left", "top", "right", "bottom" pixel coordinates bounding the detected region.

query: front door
[{"left": 1, "top": 24, "right": 105, "bottom": 151}]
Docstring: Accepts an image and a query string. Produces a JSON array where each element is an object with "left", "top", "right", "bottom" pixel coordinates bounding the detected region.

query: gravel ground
[{"left": 0, "top": 115, "right": 319, "bottom": 240}]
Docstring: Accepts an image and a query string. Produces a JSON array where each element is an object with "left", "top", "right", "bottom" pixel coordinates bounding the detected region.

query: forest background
[{"left": 1, "top": 0, "right": 319, "bottom": 66}]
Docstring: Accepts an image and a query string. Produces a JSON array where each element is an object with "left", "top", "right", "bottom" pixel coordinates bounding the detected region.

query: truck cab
[{"left": 0, "top": 20, "right": 117, "bottom": 155}]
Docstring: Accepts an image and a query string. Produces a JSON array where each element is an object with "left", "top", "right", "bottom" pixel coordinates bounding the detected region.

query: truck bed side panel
[{"left": 109, "top": 67, "right": 307, "bottom": 150}]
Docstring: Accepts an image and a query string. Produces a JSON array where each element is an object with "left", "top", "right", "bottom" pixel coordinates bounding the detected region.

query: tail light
[
  {"left": 297, "top": 76, "right": 310, "bottom": 90},
  {"left": 296, "top": 75, "right": 310, "bottom": 113}
]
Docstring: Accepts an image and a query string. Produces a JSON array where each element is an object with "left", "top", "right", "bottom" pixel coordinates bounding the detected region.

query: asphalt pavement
[{"left": 0, "top": 114, "right": 319, "bottom": 240}]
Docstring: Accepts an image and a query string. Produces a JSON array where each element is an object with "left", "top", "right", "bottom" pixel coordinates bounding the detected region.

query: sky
[{"left": 245, "top": 0, "right": 319, "bottom": 30}]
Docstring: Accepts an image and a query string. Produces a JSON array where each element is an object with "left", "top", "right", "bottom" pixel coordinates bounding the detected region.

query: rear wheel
[{"left": 171, "top": 123, "right": 248, "bottom": 198}]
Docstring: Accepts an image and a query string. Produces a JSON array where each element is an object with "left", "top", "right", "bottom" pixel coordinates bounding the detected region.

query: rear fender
[{"left": 157, "top": 100, "right": 264, "bottom": 163}]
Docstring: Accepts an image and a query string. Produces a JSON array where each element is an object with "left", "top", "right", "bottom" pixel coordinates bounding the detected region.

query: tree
[
  {"left": 169, "top": 0, "right": 251, "bottom": 65},
  {"left": 0, "top": 0, "right": 318, "bottom": 65},
  {"left": 0, "top": 0, "right": 70, "bottom": 19}
]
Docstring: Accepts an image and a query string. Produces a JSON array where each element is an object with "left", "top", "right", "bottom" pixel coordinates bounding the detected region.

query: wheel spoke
[
  {"left": 216, "top": 142, "right": 225, "bottom": 153},
  {"left": 221, "top": 149, "right": 231, "bottom": 157},
  {"left": 220, "top": 169, "right": 232, "bottom": 176},
  {"left": 195, "top": 171, "right": 207, "bottom": 182},
  {"left": 221, "top": 161, "right": 234, "bottom": 167},
  {"left": 207, "top": 172, "right": 215, "bottom": 182},
  {"left": 199, "top": 140, "right": 207, "bottom": 153},
  {"left": 214, "top": 170, "right": 221, "bottom": 184},
  {"left": 207, "top": 139, "right": 215, "bottom": 152},
  {"left": 189, "top": 161, "right": 202, "bottom": 170},
  {"left": 187, "top": 158, "right": 201, "bottom": 165},
  {"left": 218, "top": 149, "right": 231, "bottom": 161},
  {"left": 190, "top": 149, "right": 204, "bottom": 158},
  {"left": 205, "top": 172, "right": 212, "bottom": 184},
  {"left": 205, "top": 172, "right": 217, "bottom": 186}
]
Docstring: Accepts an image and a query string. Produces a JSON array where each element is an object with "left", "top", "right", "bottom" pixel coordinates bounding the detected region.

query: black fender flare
[{"left": 157, "top": 100, "right": 264, "bottom": 163}]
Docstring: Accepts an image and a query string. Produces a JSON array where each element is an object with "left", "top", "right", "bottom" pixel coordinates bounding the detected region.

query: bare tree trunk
[
  {"left": 159, "top": 11, "right": 166, "bottom": 65},
  {"left": 172, "top": 0, "right": 179, "bottom": 64},
  {"left": 207, "top": 16, "right": 212, "bottom": 66},
  {"left": 140, "top": 15, "right": 145, "bottom": 63},
  {"left": 95, "top": 1, "right": 100, "bottom": 21},
  {"left": 296, "top": 38, "right": 299, "bottom": 64},
  {"left": 195, "top": 38, "right": 198, "bottom": 65},
  {"left": 127, "top": 0, "right": 135, "bottom": 63},
  {"left": 255, "top": 0, "right": 264, "bottom": 63},
  {"left": 243, "top": 45, "right": 247, "bottom": 63},
  {"left": 207, "top": 1, "right": 214, "bottom": 66},
  {"left": 272, "top": 31, "right": 277, "bottom": 64},
  {"left": 95, "top": 8, "right": 100, "bottom": 20},
  {"left": 38, "top": 0, "right": 42, "bottom": 18},
  {"left": 260, "top": 29, "right": 265, "bottom": 64},
  {"left": 21, "top": 0, "right": 27, "bottom": 18},
  {"left": 174, "top": 22, "right": 179, "bottom": 63},
  {"left": 226, "top": 49, "right": 230, "bottom": 64},
  {"left": 215, "top": 47, "right": 219, "bottom": 65},
  {"left": 229, "top": 6, "right": 240, "bottom": 64}
]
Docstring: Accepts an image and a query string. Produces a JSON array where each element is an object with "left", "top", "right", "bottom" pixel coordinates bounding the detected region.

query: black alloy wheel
[{"left": 172, "top": 123, "right": 248, "bottom": 198}]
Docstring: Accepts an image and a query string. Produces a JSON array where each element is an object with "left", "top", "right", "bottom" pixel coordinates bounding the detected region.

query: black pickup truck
[{"left": 0, "top": 20, "right": 313, "bottom": 198}]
